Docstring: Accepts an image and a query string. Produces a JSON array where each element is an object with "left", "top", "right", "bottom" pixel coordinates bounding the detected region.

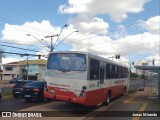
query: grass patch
[{"left": 3, "top": 90, "right": 12, "bottom": 96}]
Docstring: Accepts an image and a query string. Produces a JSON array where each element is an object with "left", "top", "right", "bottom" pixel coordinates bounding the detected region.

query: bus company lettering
[
  {"left": 49, "top": 83, "right": 70, "bottom": 87},
  {"left": 114, "top": 80, "right": 125, "bottom": 84},
  {"left": 89, "top": 84, "right": 95, "bottom": 88}
]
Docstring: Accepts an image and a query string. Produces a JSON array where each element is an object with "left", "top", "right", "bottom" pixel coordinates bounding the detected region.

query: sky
[{"left": 0, "top": 0, "right": 159, "bottom": 66}]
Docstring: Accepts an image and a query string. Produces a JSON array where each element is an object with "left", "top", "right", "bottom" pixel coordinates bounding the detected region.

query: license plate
[
  {"left": 14, "top": 92, "right": 20, "bottom": 93},
  {"left": 25, "top": 95, "right": 31, "bottom": 97}
]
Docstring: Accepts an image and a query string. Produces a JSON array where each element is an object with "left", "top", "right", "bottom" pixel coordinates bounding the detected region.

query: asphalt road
[
  {"left": 129, "top": 79, "right": 152, "bottom": 91},
  {"left": 0, "top": 96, "right": 50, "bottom": 111},
  {"left": 0, "top": 79, "right": 155, "bottom": 116}
]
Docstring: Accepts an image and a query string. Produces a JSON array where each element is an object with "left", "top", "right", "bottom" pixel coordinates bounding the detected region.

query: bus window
[
  {"left": 90, "top": 59, "right": 99, "bottom": 80},
  {"left": 118, "top": 66, "right": 122, "bottom": 78},
  {"left": 106, "top": 63, "right": 109, "bottom": 79},
  {"left": 114, "top": 65, "right": 118, "bottom": 78},
  {"left": 47, "top": 53, "right": 86, "bottom": 71},
  {"left": 109, "top": 64, "right": 114, "bottom": 78},
  {"left": 122, "top": 67, "right": 125, "bottom": 78}
]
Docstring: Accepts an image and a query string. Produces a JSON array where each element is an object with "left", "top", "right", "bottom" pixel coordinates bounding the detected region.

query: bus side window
[
  {"left": 90, "top": 59, "right": 99, "bottom": 80},
  {"left": 118, "top": 66, "right": 122, "bottom": 78},
  {"left": 114, "top": 65, "right": 118, "bottom": 79},
  {"left": 126, "top": 68, "right": 128, "bottom": 78},
  {"left": 106, "top": 63, "right": 109, "bottom": 79},
  {"left": 109, "top": 64, "right": 114, "bottom": 78}
]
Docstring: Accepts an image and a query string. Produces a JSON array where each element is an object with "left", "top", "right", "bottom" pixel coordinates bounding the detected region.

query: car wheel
[
  {"left": 40, "top": 97, "right": 48, "bottom": 102},
  {"left": 13, "top": 95, "right": 19, "bottom": 98},
  {"left": 25, "top": 98, "right": 32, "bottom": 102}
]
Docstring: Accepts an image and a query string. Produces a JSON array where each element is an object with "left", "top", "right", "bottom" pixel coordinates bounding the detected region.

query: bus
[{"left": 44, "top": 51, "right": 130, "bottom": 106}]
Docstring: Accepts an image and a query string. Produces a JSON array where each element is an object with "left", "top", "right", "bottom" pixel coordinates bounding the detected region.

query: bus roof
[{"left": 49, "top": 51, "right": 128, "bottom": 68}]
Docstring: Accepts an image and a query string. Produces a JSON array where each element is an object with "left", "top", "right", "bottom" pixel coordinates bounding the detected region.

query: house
[
  {"left": 19, "top": 59, "right": 47, "bottom": 80},
  {"left": 1, "top": 59, "right": 47, "bottom": 81},
  {"left": 1, "top": 62, "right": 19, "bottom": 80}
]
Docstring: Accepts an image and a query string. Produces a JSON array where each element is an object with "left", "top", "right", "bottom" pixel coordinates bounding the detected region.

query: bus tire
[
  {"left": 103, "top": 92, "right": 111, "bottom": 106},
  {"left": 122, "top": 86, "right": 127, "bottom": 95},
  {"left": 124, "top": 86, "right": 126, "bottom": 92}
]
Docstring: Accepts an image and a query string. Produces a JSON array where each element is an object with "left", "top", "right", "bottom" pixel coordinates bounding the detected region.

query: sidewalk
[{"left": 91, "top": 86, "right": 160, "bottom": 120}]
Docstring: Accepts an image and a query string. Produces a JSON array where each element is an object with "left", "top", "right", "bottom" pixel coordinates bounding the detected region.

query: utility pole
[
  {"left": 0, "top": 49, "right": 5, "bottom": 80},
  {"left": 26, "top": 55, "right": 29, "bottom": 80},
  {"left": 45, "top": 34, "right": 58, "bottom": 52}
]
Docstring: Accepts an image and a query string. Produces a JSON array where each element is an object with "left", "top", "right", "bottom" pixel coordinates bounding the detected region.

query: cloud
[
  {"left": 1, "top": 16, "right": 159, "bottom": 64},
  {"left": 59, "top": 0, "right": 149, "bottom": 22},
  {"left": 139, "top": 16, "right": 160, "bottom": 34},
  {"left": 69, "top": 16, "right": 109, "bottom": 34},
  {"left": 114, "top": 32, "right": 159, "bottom": 55},
  {"left": 145, "top": 54, "right": 160, "bottom": 66},
  {"left": 69, "top": 31, "right": 159, "bottom": 59},
  {"left": 1, "top": 20, "right": 60, "bottom": 45},
  {"left": 2, "top": 57, "right": 23, "bottom": 64},
  {"left": 35, "top": 49, "right": 49, "bottom": 60}
]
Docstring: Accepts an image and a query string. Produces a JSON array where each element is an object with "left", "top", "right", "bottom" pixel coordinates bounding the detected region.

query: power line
[
  {"left": 64, "top": 19, "right": 150, "bottom": 48},
  {"left": 0, "top": 43, "right": 39, "bottom": 52},
  {"left": 0, "top": 51, "right": 45, "bottom": 57},
  {"left": 0, "top": 15, "right": 158, "bottom": 55},
  {"left": 0, "top": 40, "right": 42, "bottom": 47}
]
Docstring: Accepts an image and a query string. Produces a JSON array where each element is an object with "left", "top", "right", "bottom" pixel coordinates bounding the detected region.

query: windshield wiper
[{"left": 58, "top": 69, "right": 71, "bottom": 72}]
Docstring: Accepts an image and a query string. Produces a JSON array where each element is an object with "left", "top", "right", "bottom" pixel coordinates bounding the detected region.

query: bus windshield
[{"left": 47, "top": 53, "right": 86, "bottom": 71}]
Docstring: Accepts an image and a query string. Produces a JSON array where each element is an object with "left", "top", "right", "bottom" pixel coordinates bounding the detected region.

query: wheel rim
[{"left": 107, "top": 95, "right": 110, "bottom": 103}]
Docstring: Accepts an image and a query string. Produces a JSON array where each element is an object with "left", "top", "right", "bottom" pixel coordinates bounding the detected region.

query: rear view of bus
[
  {"left": 44, "top": 51, "right": 129, "bottom": 106},
  {"left": 44, "top": 52, "right": 89, "bottom": 105}
]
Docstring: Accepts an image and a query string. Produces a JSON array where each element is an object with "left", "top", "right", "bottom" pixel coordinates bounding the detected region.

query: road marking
[
  {"left": 83, "top": 101, "right": 116, "bottom": 120},
  {"left": 84, "top": 89, "right": 149, "bottom": 120},
  {"left": 139, "top": 101, "right": 148, "bottom": 111},
  {"left": 132, "top": 101, "right": 148, "bottom": 120},
  {"left": 123, "top": 90, "right": 149, "bottom": 120}
]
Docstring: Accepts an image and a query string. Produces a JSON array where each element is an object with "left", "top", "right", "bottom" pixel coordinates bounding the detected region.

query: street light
[
  {"left": 54, "top": 30, "right": 79, "bottom": 49},
  {"left": 26, "top": 34, "right": 50, "bottom": 50},
  {"left": 45, "top": 34, "right": 58, "bottom": 52},
  {"left": 45, "top": 24, "right": 68, "bottom": 52},
  {"left": 53, "top": 24, "right": 68, "bottom": 48}
]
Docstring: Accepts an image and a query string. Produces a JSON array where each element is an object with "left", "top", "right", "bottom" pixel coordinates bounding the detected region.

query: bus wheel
[
  {"left": 103, "top": 93, "right": 110, "bottom": 106},
  {"left": 124, "top": 86, "right": 127, "bottom": 92}
]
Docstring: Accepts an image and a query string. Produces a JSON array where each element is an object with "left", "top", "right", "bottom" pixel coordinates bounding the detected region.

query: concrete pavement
[{"left": 88, "top": 86, "right": 160, "bottom": 120}]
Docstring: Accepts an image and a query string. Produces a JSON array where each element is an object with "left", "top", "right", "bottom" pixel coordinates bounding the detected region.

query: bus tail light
[{"left": 79, "top": 86, "right": 87, "bottom": 97}]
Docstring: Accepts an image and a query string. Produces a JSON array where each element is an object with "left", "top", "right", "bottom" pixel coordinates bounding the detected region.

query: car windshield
[
  {"left": 26, "top": 82, "right": 44, "bottom": 87},
  {"left": 47, "top": 53, "right": 86, "bottom": 71},
  {"left": 12, "top": 78, "right": 18, "bottom": 81},
  {"left": 15, "top": 83, "right": 26, "bottom": 87}
]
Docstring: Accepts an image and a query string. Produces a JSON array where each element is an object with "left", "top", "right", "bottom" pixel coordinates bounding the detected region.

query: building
[
  {"left": 19, "top": 59, "right": 47, "bottom": 80},
  {"left": 1, "top": 59, "right": 47, "bottom": 81},
  {"left": 1, "top": 62, "right": 19, "bottom": 80}
]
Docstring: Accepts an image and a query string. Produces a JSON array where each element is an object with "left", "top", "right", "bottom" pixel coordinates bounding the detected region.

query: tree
[{"left": 130, "top": 72, "right": 139, "bottom": 79}]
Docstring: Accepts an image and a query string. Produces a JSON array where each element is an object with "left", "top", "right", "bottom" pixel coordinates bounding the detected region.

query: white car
[{"left": 0, "top": 88, "right": 2, "bottom": 100}]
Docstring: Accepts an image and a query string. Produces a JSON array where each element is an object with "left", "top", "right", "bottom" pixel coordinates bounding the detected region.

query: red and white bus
[{"left": 44, "top": 51, "right": 130, "bottom": 106}]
